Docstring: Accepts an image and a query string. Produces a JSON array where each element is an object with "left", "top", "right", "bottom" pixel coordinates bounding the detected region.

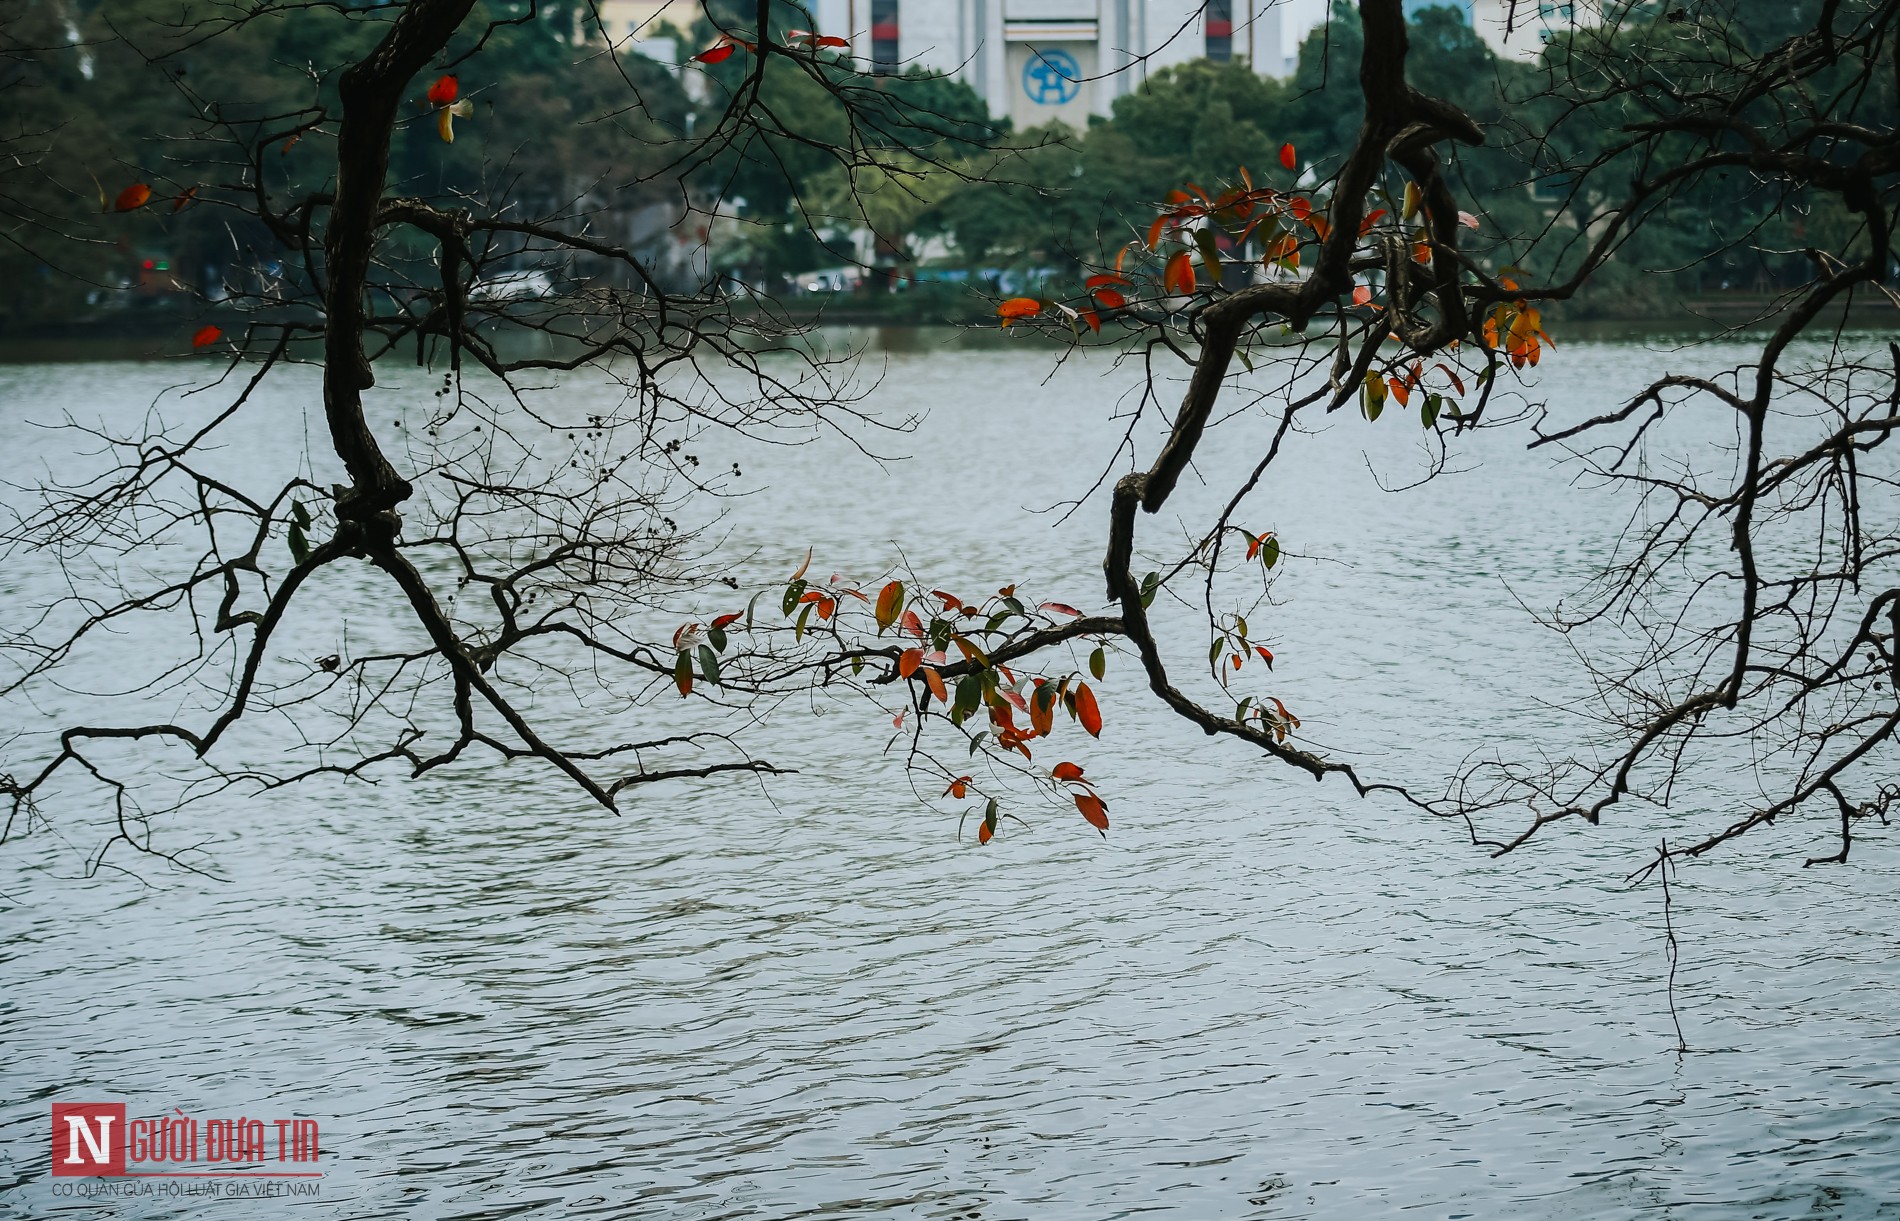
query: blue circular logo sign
[{"left": 1022, "top": 48, "right": 1082, "bottom": 106}]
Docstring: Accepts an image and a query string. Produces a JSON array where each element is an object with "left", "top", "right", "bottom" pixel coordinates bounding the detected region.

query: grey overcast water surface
[{"left": 1, "top": 332, "right": 1896, "bottom": 1219}]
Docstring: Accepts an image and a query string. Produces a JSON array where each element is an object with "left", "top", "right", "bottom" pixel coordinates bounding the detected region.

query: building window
[
  {"left": 871, "top": 0, "right": 899, "bottom": 73},
  {"left": 1206, "top": 0, "right": 1233, "bottom": 62}
]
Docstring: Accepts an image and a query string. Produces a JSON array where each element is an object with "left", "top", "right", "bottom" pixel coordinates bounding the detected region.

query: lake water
[{"left": 1, "top": 332, "right": 1897, "bottom": 1219}]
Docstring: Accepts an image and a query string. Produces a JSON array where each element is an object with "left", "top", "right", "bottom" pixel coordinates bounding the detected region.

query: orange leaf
[
  {"left": 997, "top": 297, "right": 1041, "bottom": 327},
  {"left": 899, "top": 647, "right": 923, "bottom": 678},
  {"left": 791, "top": 547, "right": 812, "bottom": 580},
  {"left": 1389, "top": 377, "right": 1410, "bottom": 407},
  {"left": 1092, "top": 287, "right": 1127, "bottom": 310},
  {"left": 1280, "top": 142, "right": 1297, "bottom": 170},
  {"left": 875, "top": 580, "right": 904, "bottom": 631},
  {"left": 1145, "top": 213, "right": 1169, "bottom": 250},
  {"left": 1164, "top": 250, "right": 1196, "bottom": 295},
  {"left": 1254, "top": 645, "right": 1275, "bottom": 669},
  {"left": 1052, "top": 761, "right": 1085, "bottom": 783},
  {"left": 1413, "top": 240, "right": 1432, "bottom": 264},
  {"left": 190, "top": 325, "right": 222, "bottom": 348},
  {"left": 427, "top": 74, "right": 458, "bottom": 104},
  {"left": 1029, "top": 682, "right": 1057, "bottom": 737},
  {"left": 922, "top": 667, "right": 949, "bottom": 704},
  {"left": 977, "top": 821, "right": 993, "bottom": 844},
  {"left": 1352, "top": 284, "right": 1372, "bottom": 307},
  {"left": 1085, "top": 272, "right": 1130, "bottom": 289},
  {"left": 113, "top": 183, "right": 151, "bottom": 212},
  {"left": 945, "top": 776, "right": 971, "bottom": 799},
  {"left": 1358, "top": 207, "right": 1387, "bottom": 235},
  {"left": 694, "top": 42, "right": 737, "bottom": 63},
  {"left": 1288, "top": 196, "right": 1312, "bottom": 222},
  {"left": 1075, "top": 682, "right": 1102, "bottom": 738},
  {"left": 172, "top": 186, "right": 198, "bottom": 212},
  {"left": 1075, "top": 791, "right": 1109, "bottom": 833}
]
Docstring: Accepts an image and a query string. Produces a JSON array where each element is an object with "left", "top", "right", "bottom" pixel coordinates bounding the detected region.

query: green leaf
[
  {"left": 985, "top": 612, "right": 1011, "bottom": 634},
  {"left": 1361, "top": 369, "right": 1387, "bottom": 422},
  {"left": 1208, "top": 637, "right": 1225, "bottom": 669},
  {"left": 1261, "top": 536, "right": 1280, "bottom": 569},
  {"left": 968, "top": 730, "right": 989, "bottom": 756},
  {"left": 1089, "top": 646, "right": 1106, "bottom": 680},
  {"left": 1422, "top": 393, "right": 1442, "bottom": 429},
  {"left": 1140, "top": 571, "right": 1161, "bottom": 610},
  {"left": 851, "top": 656, "right": 864, "bottom": 676},
  {"left": 930, "top": 618, "right": 953, "bottom": 651},
  {"left": 698, "top": 644, "right": 722, "bottom": 686},
  {"left": 794, "top": 602, "right": 813, "bottom": 641},
  {"left": 291, "top": 500, "right": 312, "bottom": 528},
  {"left": 984, "top": 797, "right": 998, "bottom": 833},
  {"left": 952, "top": 673, "right": 983, "bottom": 725},
  {"left": 288, "top": 522, "right": 310, "bottom": 565},
  {"left": 782, "top": 579, "right": 807, "bottom": 617},
  {"left": 1235, "top": 615, "right": 1249, "bottom": 640},
  {"left": 708, "top": 626, "right": 728, "bottom": 653},
  {"left": 1195, "top": 227, "right": 1223, "bottom": 285}
]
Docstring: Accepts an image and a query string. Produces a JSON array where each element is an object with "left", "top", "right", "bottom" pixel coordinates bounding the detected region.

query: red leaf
[
  {"left": 1254, "top": 645, "right": 1275, "bottom": 669},
  {"left": 1288, "top": 196, "right": 1312, "bottom": 222},
  {"left": 1279, "top": 142, "right": 1296, "bottom": 171},
  {"left": 1075, "top": 791, "right": 1109, "bottom": 833},
  {"left": 1085, "top": 272, "right": 1130, "bottom": 290},
  {"left": 113, "top": 183, "right": 151, "bottom": 212},
  {"left": 190, "top": 325, "right": 222, "bottom": 349},
  {"left": 711, "top": 611, "right": 743, "bottom": 630},
  {"left": 1458, "top": 210, "right": 1481, "bottom": 230},
  {"left": 1164, "top": 250, "right": 1196, "bottom": 295},
  {"left": 1075, "top": 682, "right": 1102, "bottom": 738},
  {"left": 1052, "top": 761, "right": 1085, "bottom": 783},
  {"left": 674, "top": 652, "right": 693, "bottom": 697},
  {"left": 172, "top": 186, "right": 199, "bottom": 212},
  {"left": 694, "top": 42, "right": 737, "bottom": 63},
  {"left": 1039, "top": 601, "right": 1081, "bottom": 617},
  {"left": 1092, "top": 287, "right": 1127, "bottom": 310},
  {"left": 816, "top": 34, "right": 850, "bottom": 48},
  {"left": 1079, "top": 309, "right": 1102, "bottom": 333},
  {"left": 1352, "top": 284, "right": 1372, "bottom": 307},
  {"left": 1358, "top": 207, "right": 1387, "bottom": 235},
  {"left": 899, "top": 609, "right": 925, "bottom": 638},
  {"left": 427, "top": 74, "right": 458, "bottom": 104}
]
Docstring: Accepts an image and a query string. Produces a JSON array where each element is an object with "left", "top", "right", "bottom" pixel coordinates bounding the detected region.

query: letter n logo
[{"left": 51, "top": 1103, "right": 126, "bottom": 1176}]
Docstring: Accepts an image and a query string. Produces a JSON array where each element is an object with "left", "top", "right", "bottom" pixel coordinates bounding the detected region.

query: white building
[{"left": 803, "top": 1, "right": 1297, "bottom": 128}]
